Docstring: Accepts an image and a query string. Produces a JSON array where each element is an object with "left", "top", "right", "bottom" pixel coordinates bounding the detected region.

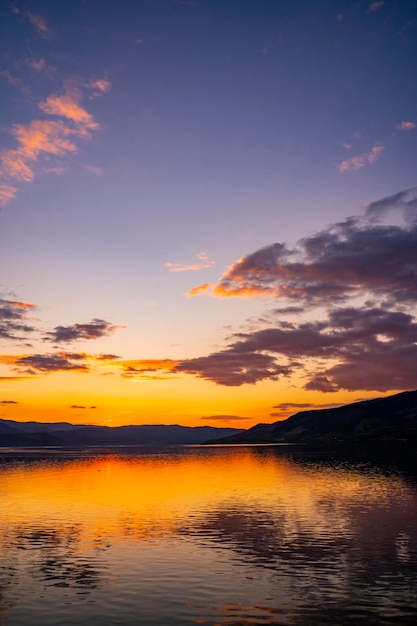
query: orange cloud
[
  {"left": 0, "top": 86, "right": 103, "bottom": 205},
  {"left": 187, "top": 283, "right": 213, "bottom": 296},
  {"left": 1, "top": 120, "right": 77, "bottom": 182},
  {"left": 338, "top": 145, "right": 384, "bottom": 172}
]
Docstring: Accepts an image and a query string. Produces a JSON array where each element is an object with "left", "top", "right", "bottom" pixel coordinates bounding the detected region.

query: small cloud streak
[
  {"left": 338, "top": 145, "right": 384, "bottom": 172},
  {"left": 0, "top": 184, "right": 18, "bottom": 207},
  {"left": 0, "top": 400, "right": 19, "bottom": 404},
  {"left": 70, "top": 405, "right": 97, "bottom": 409},
  {"left": 369, "top": 1, "right": 385, "bottom": 11},
  {"left": 25, "top": 11, "right": 49, "bottom": 37},
  {"left": 45, "top": 319, "right": 124, "bottom": 343},
  {"left": 165, "top": 252, "right": 215, "bottom": 272},
  {"left": 396, "top": 121, "right": 416, "bottom": 131},
  {"left": 83, "top": 164, "right": 103, "bottom": 176},
  {"left": 201, "top": 415, "right": 252, "bottom": 421}
]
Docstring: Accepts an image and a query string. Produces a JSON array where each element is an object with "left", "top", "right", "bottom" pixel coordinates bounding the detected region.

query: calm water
[{"left": 1, "top": 444, "right": 416, "bottom": 625}]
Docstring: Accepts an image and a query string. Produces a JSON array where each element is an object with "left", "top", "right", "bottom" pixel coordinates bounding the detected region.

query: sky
[{"left": 1, "top": 0, "right": 416, "bottom": 428}]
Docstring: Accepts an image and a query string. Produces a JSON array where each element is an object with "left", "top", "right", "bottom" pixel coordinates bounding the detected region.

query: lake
[{"left": 1, "top": 444, "right": 416, "bottom": 625}]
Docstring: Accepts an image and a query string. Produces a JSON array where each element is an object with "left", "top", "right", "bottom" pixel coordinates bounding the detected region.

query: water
[{"left": 1, "top": 444, "right": 416, "bottom": 625}]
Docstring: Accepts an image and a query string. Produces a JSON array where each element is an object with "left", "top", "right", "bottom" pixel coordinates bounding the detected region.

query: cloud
[
  {"left": 396, "top": 121, "right": 416, "bottom": 131},
  {"left": 83, "top": 164, "right": 103, "bottom": 176},
  {"left": 0, "top": 400, "right": 19, "bottom": 404},
  {"left": 39, "top": 91, "right": 99, "bottom": 135},
  {"left": 182, "top": 189, "right": 417, "bottom": 391},
  {"left": 0, "top": 298, "right": 37, "bottom": 341},
  {"left": 174, "top": 350, "right": 290, "bottom": 386},
  {"left": 165, "top": 252, "right": 215, "bottom": 272},
  {"left": 26, "top": 58, "right": 56, "bottom": 78},
  {"left": 0, "top": 120, "right": 77, "bottom": 183},
  {"left": 272, "top": 401, "right": 343, "bottom": 410},
  {"left": 70, "top": 405, "right": 96, "bottom": 409},
  {"left": 0, "top": 184, "right": 18, "bottom": 207},
  {"left": 0, "top": 376, "right": 34, "bottom": 382},
  {"left": 201, "top": 415, "right": 252, "bottom": 421},
  {"left": 118, "top": 359, "right": 178, "bottom": 380},
  {"left": 25, "top": 11, "right": 49, "bottom": 37},
  {"left": 88, "top": 78, "right": 111, "bottom": 96},
  {"left": 368, "top": 1, "right": 384, "bottom": 11},
  {"left": 0, "top": 86, "right": 104, "bottom": 205},
  {"left": 191, "top": 188, "right": 417, "bottom": 305},
  {"left": 338, "top": 145, "right": 384, "bottom": 172},
  {"left": 187, "top": 283, "right": 212, "bottom": 296},
  {"left": 13, "top": 353, "right": 90, "bottom": 375},
  {"left": 44, "top": 319, "right": 124, "bottom": 343}
]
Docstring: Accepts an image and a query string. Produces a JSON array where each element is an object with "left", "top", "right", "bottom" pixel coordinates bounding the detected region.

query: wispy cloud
[
  {"left": 45, "top": 319, "right": 124, "bottom": 343},
  {"left": 0, "top": 85, "right": 105, "bottom": 205},
  {"left": 39, "top": 90, "right": 99, "bottom": 134},
  {"left": 25, "top": 11, "right": 50, "bottom": 38},
  {"left": 396, "top": 121, "right": 416, "bottom": 131},
  {"left": 0, "top": 400, "right": 19, "bottom": 405},
  {"left": 0, "top": 184, "right": 18, "bottom": 208},
  {"left": 88, "top": 77, "right": 111, "bottom": 96},
  {"left": 368, "top": 1, "right": 385, "bottom": 12},
  {"left": 201, "top": 415, "right": 252, "bottom": 421},
  {"left": 117, "top": 359, "right": 179, "bottom": 380},
  {"left": 0, "top": 298, "right": 37, "bottom": 341},
  {"left": 1, "top": 120, "right": 77, "bottom": 183},
  {"left": 338, "top": 145, "right": 384, "bottom": 172},
  {"left": 83, "top": 164, "right": 103, "bottom": 176},
  {"left": 165, "top": 252, "right": 215, "bottom": 272},
  {"left": 70, "top": 404, "right": 96, "bottom": 409}
]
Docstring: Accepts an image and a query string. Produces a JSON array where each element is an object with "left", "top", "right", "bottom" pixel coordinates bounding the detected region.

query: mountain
[
  {"left": 0, "top": 419, "right": 243, "bottom": 447},
  {"left": 207, "top": 390, "right": 417, "bottom": 444}
]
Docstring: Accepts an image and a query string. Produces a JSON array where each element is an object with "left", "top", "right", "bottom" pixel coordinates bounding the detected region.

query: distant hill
[
  {"left": 0, "top": 419, "right": 243, "bottom": 447},
  {"left": 207, "top": 390, "right": 417, "bottom": 445}
]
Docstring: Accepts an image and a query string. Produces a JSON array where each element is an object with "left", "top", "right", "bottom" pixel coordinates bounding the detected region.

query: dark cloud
[
  {"left": 174, "top": 350, "right": 290, "bottom": 386},
  {"left": 201, "top": 188, "right": 417, "bottom": 306},
  {"left": 14, "top": 353, "right": 90, "bottom": 374},
  {"left": 0, "top": 400, "right": 19, "bottom": 404},
  {"left": 272, "top": 401, "right": 343, "bottom": 410},
  {"left": 70, "top": 405, "right": 96, "bottom": 409},
  {"left": 0, "top": 298, "right": 37, "bottom": 341},
  {"left": 45, "top": 319, "right": 124, "bottom": 343},
  {"left": 171, "top": 304, "right": 417, "bottom": 392},
  {"left": 201, "top": 415, "right": 253, "bottom": 421}
]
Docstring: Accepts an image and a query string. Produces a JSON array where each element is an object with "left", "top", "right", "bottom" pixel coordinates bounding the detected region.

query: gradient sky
[{"left": 1, "top": 0, "right": 416, "bottom": 428}]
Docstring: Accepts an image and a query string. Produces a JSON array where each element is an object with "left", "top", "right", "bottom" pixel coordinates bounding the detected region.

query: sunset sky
[{"left": 1, "top": 0, "right": 416, "bottom": 428}]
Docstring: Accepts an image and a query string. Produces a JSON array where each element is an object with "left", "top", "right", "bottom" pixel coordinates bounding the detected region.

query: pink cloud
[
  {"left": 165, "top": 252, "right": 215, "bottom": 272},
  {"left": 338, "top": 145, "right": 384, "bottom": 172},
  {"left": 25, "top": 11, "right": 49, "bottom": 37},
  {"left": 369, "top": 1, "right": 384, "bottom": 12},
  {"left": 396, "top": 121, "right": 416, "bottom": 131}
]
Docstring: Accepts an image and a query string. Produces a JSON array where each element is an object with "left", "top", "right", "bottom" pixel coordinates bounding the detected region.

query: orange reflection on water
[{"left": 1, "top": 448, "right": 413, "bottom": 550}]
